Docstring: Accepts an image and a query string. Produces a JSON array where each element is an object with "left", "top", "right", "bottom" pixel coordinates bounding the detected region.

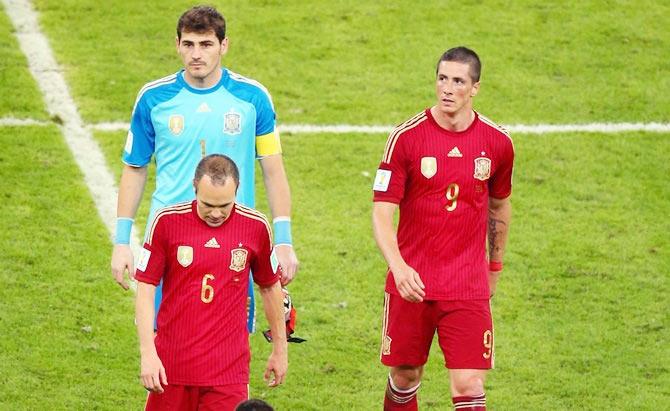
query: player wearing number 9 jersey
[
  {"left": 372, "top": 47, "right": 514, "bottom": 410},
  {"left": 135, "top": 155, "right": 287, "bottom": 410},
  {"left": 374, "top": 108, "right": 513, "bottom": 300}
]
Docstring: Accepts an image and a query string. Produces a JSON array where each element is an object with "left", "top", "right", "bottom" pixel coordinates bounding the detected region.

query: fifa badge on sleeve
[{"left": 263, "top": 287, "right": 307, "bottom": 344}]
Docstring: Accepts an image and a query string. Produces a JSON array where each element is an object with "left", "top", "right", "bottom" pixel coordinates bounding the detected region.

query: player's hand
[
  {"left": 391, "top": 263, "right": 425, "bottom": 303},
  {"left": 140, "top": 351, "right": 168, "bottom": 393},
  {"left": 111, "top": 244, "right": 134, "bottom": 290},
  {"left": 263, "top": 349, "right": 288, "bottom": 387},
  {"left": 275, "top": 245, "right": 299, "bottom": 286}
]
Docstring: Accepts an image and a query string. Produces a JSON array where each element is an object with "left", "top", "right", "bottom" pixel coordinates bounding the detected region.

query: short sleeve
[
  {"left": 134, "top": 214, "right": 167, "bottom": 286},
  {"left": 254, "top": 89, "right": 276, "bottom": 137},
  {"left": 372, "top": 132, "right": 409, "bottom": 204},
  {"left": 488, "top": 136, "right": 515, "bottom": 199},
  {"left": 122, "top": 92, "right": 156, "bottom": 167},
  {"left": 254, "top": 90, "right": 281, "bottom": 158},
  {"left": 250, "top": 223, "right": 280, "bottom": 287}
]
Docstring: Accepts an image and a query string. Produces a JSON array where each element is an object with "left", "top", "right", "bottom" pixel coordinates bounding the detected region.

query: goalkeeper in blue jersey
[{"left": 110, "top": 5, "right": 299, "bottom": 332}]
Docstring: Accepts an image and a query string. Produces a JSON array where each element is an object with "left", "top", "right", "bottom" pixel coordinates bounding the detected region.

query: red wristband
[{"left": 489, "top": 261, "right": 503, "bottom": 272}]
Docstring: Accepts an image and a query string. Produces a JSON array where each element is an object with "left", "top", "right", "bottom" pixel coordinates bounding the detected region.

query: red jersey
[
  {"left": 135, "top": 201, "right": 279, "bottom": 386},
  {"left": 373, "top": 109, "right": 514, "bottom": 300}
]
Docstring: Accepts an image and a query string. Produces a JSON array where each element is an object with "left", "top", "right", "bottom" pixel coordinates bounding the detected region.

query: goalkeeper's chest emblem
[
  {"left": 168, "top": 114, "right": 184, "bottom": 136},
  {"left": 223, "top": 109, "right": 242, "bottom": 135},
  {"left": 177, "top": 245, "right": 193, "bottom": 267},
  {"left": 229, "top": 248, "right": 248, "bottom": 272}
]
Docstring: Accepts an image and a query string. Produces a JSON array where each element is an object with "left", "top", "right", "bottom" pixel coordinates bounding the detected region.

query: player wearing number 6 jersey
[
  {"left": 372, "top": 47, "right": 514, "bottom": 410},
  {"left": 135, "top": 154, "right": 287, "bottom": 410},
  {"left": 110, "top": 6, "right": 299, "bottom": 334}
]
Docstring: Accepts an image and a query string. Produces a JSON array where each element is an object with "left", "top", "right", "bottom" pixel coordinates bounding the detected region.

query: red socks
[
  {"left": 452, "top": 394, "right": 486, "bottom": 410},
  {"left": 383, "top": 375, "right": 420, "bottom": 410},
  {"left": 384, "top": 375, "right": 486, "bottom": 410}
]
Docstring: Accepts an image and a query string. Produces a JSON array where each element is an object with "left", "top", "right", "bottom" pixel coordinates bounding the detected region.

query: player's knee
[
  {"left": 451, "top": 374, "right": 484, "bottom": 397},
  {"left": 390, "top": 366, "right": 422, "bottom": 390}
]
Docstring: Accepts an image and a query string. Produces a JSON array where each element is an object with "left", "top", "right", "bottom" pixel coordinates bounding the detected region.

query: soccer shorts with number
[{"left": 380, "top": 292, "right": 494, "bottom": 369}]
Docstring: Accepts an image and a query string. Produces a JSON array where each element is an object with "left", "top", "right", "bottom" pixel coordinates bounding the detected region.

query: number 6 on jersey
[{"left": 201, "top": 274, "right": 215, "bottom": 303}]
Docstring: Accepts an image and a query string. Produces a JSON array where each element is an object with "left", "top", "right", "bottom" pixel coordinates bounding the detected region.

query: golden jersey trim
[
  {"left": 146, "top": 202, "right": 191, "bottom": 245},
  {"left": 478, "top": 112, "right": 515, "bottom": 190},
  {"left": 235, "top": 204, "right": 273, "bottom": 243},
  {"left": 382, "top": 111, "right": 427, "bottom": 163},
  {"left": 478, "top": 113, "right": 512, "bottom": 140},
  {"left": 380, "top": 292, "right": 391, "bottom": 358}
]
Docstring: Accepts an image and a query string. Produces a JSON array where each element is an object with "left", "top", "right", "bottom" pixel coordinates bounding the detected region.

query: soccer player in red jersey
[
  {"left": 135, "top": 154, "right": 287, "bottom": 410},
  {"left": 372, "top": 47, "right": 514, "bottom": 410}
]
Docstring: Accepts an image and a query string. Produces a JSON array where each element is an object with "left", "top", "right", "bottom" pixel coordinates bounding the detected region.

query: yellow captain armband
[{"left": 256, "top": 131, "right": 282, "bottom": 157}]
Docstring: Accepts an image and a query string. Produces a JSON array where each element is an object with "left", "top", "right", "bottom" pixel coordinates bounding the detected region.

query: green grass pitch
[{"left": 1, "top": 1, "right": 669, "bottom": 409}]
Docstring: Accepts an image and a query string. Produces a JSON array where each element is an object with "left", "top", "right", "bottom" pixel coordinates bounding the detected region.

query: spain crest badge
[
  {"left": 473, "top": 157, "right": 492, "bottom": 181},
  {"left": 229, "top": 248, "right": 248, "bottom": 272},
  {"left": 382, "top": 335, "right": 392, "bottom": 355},
  {"left": 223, "top": 109, "right": 242, "bottom": 135}
]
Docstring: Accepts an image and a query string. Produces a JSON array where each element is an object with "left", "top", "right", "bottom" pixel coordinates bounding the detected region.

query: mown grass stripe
[{"left": 2, "top": 0, "right": 142, "bottom": 259}]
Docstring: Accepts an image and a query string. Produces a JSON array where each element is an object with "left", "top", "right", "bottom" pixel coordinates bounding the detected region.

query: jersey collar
[
  {"left": 177, "top": 68, "right": 226, "bottom": 94},
  {"left": 191, "top": 200, "right": 237, "bottom": 228},
  {"left": 426, "top": 108, "right": 480, "bottom": 137}
]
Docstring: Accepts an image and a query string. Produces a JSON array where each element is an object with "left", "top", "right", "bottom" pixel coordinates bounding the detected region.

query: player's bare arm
[
  {"left": 259, "top": 155, "right": 299, "bottom": 285},
  {"left": 372, "top": 202, "right": 426, "bottom": 302},
  {"left": 135, "top": 282, "right": 168, "bottom": 392},
  {"left": 110, "top": 165, "right": 148, "bottom": 289},
  {"left": 259, "top": 281, "right": 288, "bottom": 387},
  {"left": 487, "top": 196, "right": 512, "bottom": 296}
]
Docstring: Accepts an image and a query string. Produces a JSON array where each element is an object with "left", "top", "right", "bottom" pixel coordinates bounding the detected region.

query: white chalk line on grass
[
  {"left": 0, "top": 117, "right": 51, "bottom": 127},
  {"left": 93, "top": 121, "right": 670, "bottom": 134},
  {"left": 2, "top": 117, "right": 670, "bottom": 134},
  {"left": 3, "top": 0, "right": 143, "bottom": 272}
]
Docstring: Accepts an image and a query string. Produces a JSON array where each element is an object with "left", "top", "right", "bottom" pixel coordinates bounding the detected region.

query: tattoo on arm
[{"left": 488, "top": 218, "right": 506, "bottom": 254}]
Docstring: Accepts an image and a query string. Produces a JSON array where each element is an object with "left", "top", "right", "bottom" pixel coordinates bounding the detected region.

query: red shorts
[
  {"left": 144, "top": 383, "right": 248, "bottom": 411},
  {"left": 380, "top": 292, "right": 494, "bottom": 369}
]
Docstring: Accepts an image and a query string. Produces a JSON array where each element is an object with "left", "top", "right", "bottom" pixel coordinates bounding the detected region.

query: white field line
[
  {"left": 272, "top": 122, "right": 670, "bottom": 134},
  {"left": 0, "top": 117, "right": 50, "bottom": 127},
  {"left": 2, "top": 118, "right": 670, "bottom": 134},
  {"left": 3, "top": 0, "right": 142, "bottom": 268}
]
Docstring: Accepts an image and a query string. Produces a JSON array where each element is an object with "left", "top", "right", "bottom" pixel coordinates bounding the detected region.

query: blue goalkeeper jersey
[{"left": 123, "top": 68, "right": 282, "bottom": 224}]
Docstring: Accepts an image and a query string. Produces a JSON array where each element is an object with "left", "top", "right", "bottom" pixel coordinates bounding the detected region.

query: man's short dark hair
[
  {"left": 235, "top": 398, "right": 274, "bottom": 411},
  {"left": 177, "top": 5, "right": 226, "bottom": 42},
  {"left": 194, "top": 154, "right": 239, "bottom": 187},
  {"left": 436, "top": 46, "right": 481, "bottom": 82}
]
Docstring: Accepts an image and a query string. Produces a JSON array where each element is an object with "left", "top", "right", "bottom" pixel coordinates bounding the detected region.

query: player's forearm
[
  {"left": 117, "top": 165, "right": 148, "bottom": 218},
  {"left": 372, "top": 202, "right": 406, "bottom": 271},
  {"left": 488, "top": 196, "right": 512, "bottom": 263},
  {"left": 260, "top": 155, "right": 292, "bottom": 219},
  {"left": 260, "top": 282, "right": 287, "bottom": 354},
  {"left": 135, "top": 282, "right": 158, "bottom": 355}
]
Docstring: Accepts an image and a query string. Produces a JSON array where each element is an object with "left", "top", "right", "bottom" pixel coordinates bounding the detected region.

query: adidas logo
[
  {"left": 447, "top": 146, "right": 463, "bottom": 158},
  {"left": 197, "top": 102, "right": 211, "bottom": 113},
  {"left": 204, "top": 237, "right": 220, "bottom": 248}
]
